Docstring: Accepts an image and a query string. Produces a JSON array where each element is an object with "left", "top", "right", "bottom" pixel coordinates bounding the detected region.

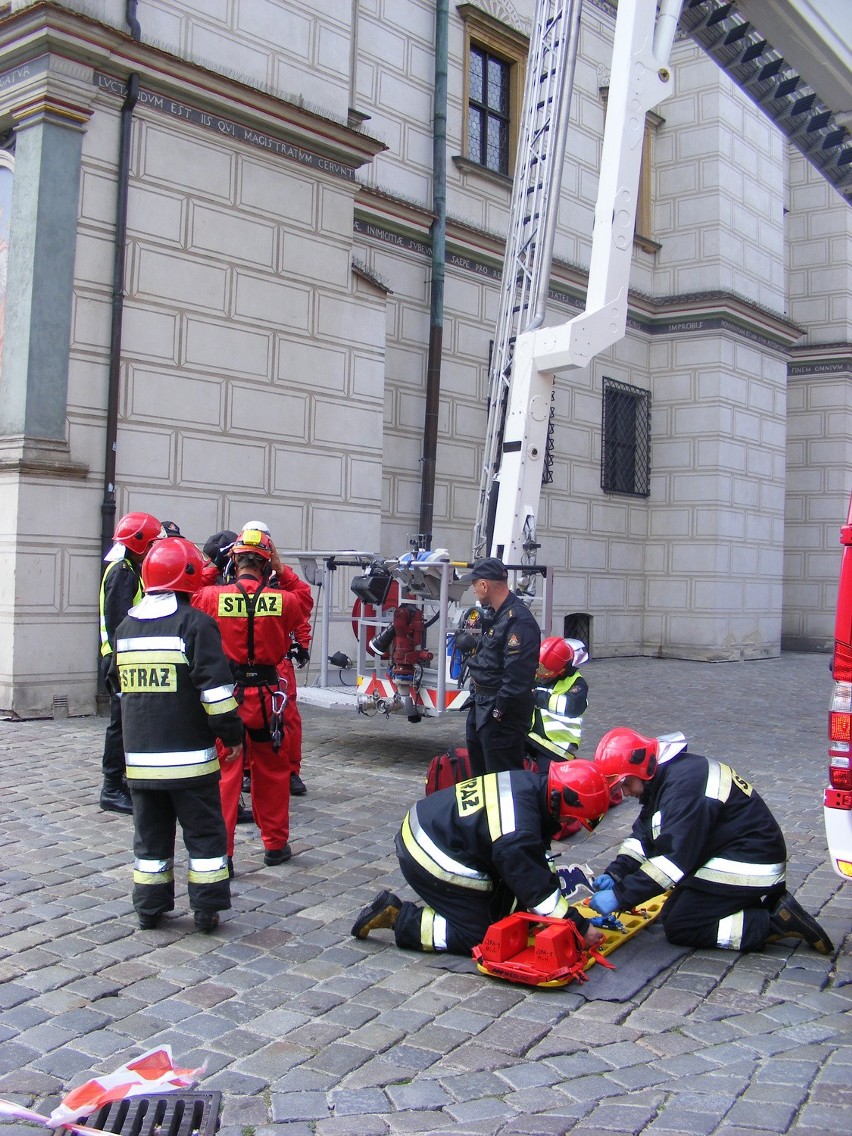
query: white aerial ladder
[
  {"left": 475, "top": 0, "right": 682, "bottom": 567},
  {"left": 307, "top": 0, "right": 850, "bottom": 719},
  {"left": 306, "top": 0, "right": 682, "bottom": 719}
]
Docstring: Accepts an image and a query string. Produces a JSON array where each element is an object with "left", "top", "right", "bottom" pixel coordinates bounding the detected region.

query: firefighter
[
  {"left": 351, "top": 760, "right": 611, "bottom": 955},
  {"left": 241, "top": 521, "right": 315, "bottom": 797},
  {"left": 98, "top": 511, "right": 165, "bottom": 813},
  {"left": 590, "top": 727, "right": 834, "bottom": 955},
  {"left": 193, "top": 524, "right": 312, "bottom": 869},
  {"left": 201, "top": 529, "right": 253, "bottom": 821},
  {"left": 109, "top": 538, "right": 243, "bottom": 932},
  {"left": 457, "top": 557, "right": 541, "bottom": 776},
  {"left": 526, "top": 636, "right": 590, "bottom": 770}
]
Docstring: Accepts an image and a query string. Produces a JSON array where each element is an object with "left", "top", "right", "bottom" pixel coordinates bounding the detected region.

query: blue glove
[
  {"left": 592, "top": 873, "right": 615, "bottom": 891},
  {"left": 589, "top": 888, "right": 620, "bottom": 916}
]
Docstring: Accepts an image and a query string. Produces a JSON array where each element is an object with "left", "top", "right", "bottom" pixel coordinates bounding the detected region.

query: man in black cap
[
  {"left": 202, "top": 530, "right": 237, "bottom": 585},
  {"left": 457, "top": 557, "right": 541, "bottom": 775}
]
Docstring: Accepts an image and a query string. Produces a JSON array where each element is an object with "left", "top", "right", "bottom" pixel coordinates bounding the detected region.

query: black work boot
[
  {"left": 351, "top": 890, "right": 402, "bottom": 939},
  {"left": 193, "top": 910, "right": 220, "bottom": 933},
  {"left": 100, "top": 781, "right": 132, "bottom": 814},
  {"left": 768, "top": 892, "right": 834, "bottom": 955},
  {"left": 236, "top": 794, "right": 254, "bottom": 824},
  {"left": 290, "top": 772, "right": 307, "bottom": 796}
]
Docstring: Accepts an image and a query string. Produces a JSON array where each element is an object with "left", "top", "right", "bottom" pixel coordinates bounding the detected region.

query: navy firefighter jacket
[
  {"left": 397, "top": 770, "right": 590, "bottom": 932},
  {"left": 605, "top": 751, "right": 787, "bottom": 910},
  {"left": 109, "top": 593, "right": 243, "bottom": 789},
  {"left": 466, "top": 591, "right": 540, "bottom": 727}
]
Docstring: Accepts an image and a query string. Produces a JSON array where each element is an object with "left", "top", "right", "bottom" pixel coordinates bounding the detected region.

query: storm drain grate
[{"left": 81, "top": 1093, "right": 221, "bottom": 1136}]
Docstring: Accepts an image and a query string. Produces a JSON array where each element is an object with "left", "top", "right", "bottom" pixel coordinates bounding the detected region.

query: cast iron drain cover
[{"left": 81, "top": 1092, "right": 221, "bottom": 1136}]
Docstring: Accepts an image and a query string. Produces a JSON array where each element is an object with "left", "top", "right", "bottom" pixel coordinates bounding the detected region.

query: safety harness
[{"left": 232, "top": 578, "right": 287, "bottom": 751}]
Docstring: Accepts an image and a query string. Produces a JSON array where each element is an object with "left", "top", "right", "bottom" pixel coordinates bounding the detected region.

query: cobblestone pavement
[{"left": 1, "top": 653, "right": 850, "bottom": 1136}]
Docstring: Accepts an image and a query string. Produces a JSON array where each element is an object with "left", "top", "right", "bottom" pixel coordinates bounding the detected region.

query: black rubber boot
[
  {"left": 351, "top": 890, "right": 402, "bottom": 939},
  {"left": 768, "top": 892, "right": 833, "bottom": 954},
  {"left": 100, "top": 782, "right": 132, "bottom": 814}
]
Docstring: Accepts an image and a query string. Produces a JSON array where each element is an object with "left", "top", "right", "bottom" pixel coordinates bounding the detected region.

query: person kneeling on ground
[
  {"left": 351, "top": 761, "right": 611, "bottom": 955},
  {"left": 589, "top": 727, "right": 834, "bottom": 955}
]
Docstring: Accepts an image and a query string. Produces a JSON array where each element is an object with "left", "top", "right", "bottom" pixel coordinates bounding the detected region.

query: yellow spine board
[{"left": 572, "top": 893, "right": 668, "bottom": 969}]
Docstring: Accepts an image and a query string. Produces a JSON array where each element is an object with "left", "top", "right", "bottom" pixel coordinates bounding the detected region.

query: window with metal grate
[{"left": 601, "top": 377, "right": 651, "bottom": 497}]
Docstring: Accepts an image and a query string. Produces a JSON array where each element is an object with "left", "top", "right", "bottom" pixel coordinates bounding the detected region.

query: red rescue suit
[
  {"left": 273, "top": 564, "right": 314, "bottom": 778},
  {"left": 194, "top": 576, "right": 310, "bottom": 855}
]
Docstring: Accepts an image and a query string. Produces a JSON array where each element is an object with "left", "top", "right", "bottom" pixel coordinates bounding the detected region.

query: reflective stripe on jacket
[
  {"left": 398, "top": 771, "right": 581, "bottom": 927},
  {"left": 99, "top": 557, "right": 143, "bottom": 656},
  {"left": 111, "top": 599, "right": 242, "bottom": 787},
  {"left": 605, "top": 751, "right": 787, "bottom": 909},
  {"left": 528, "top": 670, "right": 588, "bottom": 757}
]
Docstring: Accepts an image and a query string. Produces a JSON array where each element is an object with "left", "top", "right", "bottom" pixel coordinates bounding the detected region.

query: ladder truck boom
[{"left": 476, "top": 0, "right": 682, "bottom": 566}]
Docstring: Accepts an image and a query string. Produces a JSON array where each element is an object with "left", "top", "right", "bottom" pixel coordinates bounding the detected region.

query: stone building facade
[{"left": 0, "top": 0, "right": 848, "bottom": 716}]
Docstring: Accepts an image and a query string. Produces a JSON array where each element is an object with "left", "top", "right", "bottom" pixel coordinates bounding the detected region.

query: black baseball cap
[
  {"left": 458, "top": 556, "right": 509, "bottom": 583},
  {"left": 202, "top": 530, "right": 237, "bottom": 571}
]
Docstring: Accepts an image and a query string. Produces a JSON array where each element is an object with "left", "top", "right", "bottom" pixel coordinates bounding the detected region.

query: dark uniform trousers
[
  {"left": 661, "top": 881, "right": 786, "bottom": 952},
  {"left": 132, "top": 778, "right": 230, "bottom": 920},
  {"left": 393, "top": 832, "right": 512, "bottom": 955},
  {"left": 100, "top": 655, "right": 126, "bottom": 783},
  {"left": 466, "top": 701, "right": 533, "bottom": 776}
]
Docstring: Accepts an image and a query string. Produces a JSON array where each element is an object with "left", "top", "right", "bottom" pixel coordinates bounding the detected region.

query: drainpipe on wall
[
  {"left": 100, "top": 3, "right": 142, "bottom": 557},
  {"left": 100, "top": 70, "right": 139, "bottom": 559},
  {"left": 418, "top": 0, "right": 448, "bottom": 550},
  {"left": 125, "top": 0, "right": 142, "bottom": 42}
]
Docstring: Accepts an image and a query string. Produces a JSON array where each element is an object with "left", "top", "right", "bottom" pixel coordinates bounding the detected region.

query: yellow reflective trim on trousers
[
  {"left": 133, "top": 868, "right": 175, "bottom": 885},
  {"left": 717, "top": 911, "right": 744, "bottom": 949},
  {"left": 126, "top": 757, "right": 221, "bottom": 780},
  {"left": 188, "top": 866, "right": 230, "bottom": 884},
  {"left": 420, "top": 907, "right": 437, "bottom": 951},
  {"left": 400, "top": 814, "right": 492, "bottom": 890}
]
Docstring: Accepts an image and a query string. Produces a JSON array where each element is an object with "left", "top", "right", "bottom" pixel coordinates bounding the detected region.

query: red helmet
[
  {"left": 142, "top": 537, "right": 204, "bottom": 595},
  {"left": 594, "top": 727, "right": 659, "bottom": 784},
  {"left": 231, "top": 525, "right": 273, "bottom": 561},
  {"left": 546, "top": 760, "right": 611, "bottom": 831},
  {"left": 537, "top": 636, "right": 575, "bottom": 680},
  {"left": 114, "top": 512, "right": 164, "bottom": 556}
]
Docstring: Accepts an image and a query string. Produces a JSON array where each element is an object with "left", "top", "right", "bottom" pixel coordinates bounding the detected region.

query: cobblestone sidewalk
[{"left": 0, "top": 653, "right": 849, "bottom": 1136}]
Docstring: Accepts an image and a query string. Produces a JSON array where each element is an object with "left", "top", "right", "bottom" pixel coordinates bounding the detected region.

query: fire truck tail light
[
  {"left": 829, "top": 713, "right": 852, "bottom": 747},
  {"left": 833, "top": 645, "right": 852, "bottom": 684},
  {"left": 829, "top": 766, "right": 852, "bottom": 791}
]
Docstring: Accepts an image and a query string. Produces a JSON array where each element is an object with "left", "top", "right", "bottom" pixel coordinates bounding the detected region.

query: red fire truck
[{"left": 827, "top": 492, "right": 852, "bottom": 879}]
